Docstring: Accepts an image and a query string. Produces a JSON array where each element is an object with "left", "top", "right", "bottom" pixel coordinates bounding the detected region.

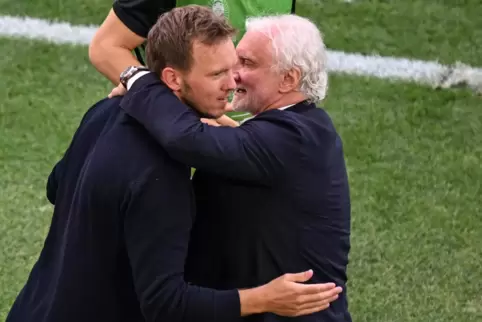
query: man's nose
[
  {"left": 234, "top": 71, "right": 240, "bottom": 82},
  {"left": 226, "top": 72, "right": 237, "bottom": 91}
]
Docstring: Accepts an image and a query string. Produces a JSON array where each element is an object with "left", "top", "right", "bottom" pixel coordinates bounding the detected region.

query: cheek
[
  {"left": 240, "top": 71, "right": 261, "bottom": 88},
  {"left": 244, "top": 72, "right": 270, "bottom": 92},
  {"left": 242, "top": 70, "right": 276, "bottom": 94},
  {"left": 200, "top": 79, "right": 224, "bottom": 95}
]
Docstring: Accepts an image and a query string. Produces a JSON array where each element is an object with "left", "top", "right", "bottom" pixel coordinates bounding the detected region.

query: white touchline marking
[
  {"left": 1, "top": 15, "right": 481, "bottom": 93},
  {"left": 0, "top": 15, "right": 96, "bottom": 46}
]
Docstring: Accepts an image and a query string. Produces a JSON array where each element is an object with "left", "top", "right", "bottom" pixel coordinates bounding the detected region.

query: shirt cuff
[
  {"left": 127, "top": 71, "right": 151, "bottom": 90},
  {"left": 215, "top": 289, "right": 242, "bottom": 321}
]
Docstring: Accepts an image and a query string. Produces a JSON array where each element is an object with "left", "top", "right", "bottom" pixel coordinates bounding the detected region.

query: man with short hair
[
  {"left": 121, "top": 13, "right": 352, "bottom": 322},
  {"left": 5, "top": 6, "right": 341, "bottom": 322}
]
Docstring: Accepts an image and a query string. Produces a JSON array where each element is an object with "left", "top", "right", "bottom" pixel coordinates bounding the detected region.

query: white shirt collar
[
  {"left": 240, "top": 104, "right": 296, "bottom": 124},
  {"left": 277, "top": 104, "right": 295, "bottom": 110}
]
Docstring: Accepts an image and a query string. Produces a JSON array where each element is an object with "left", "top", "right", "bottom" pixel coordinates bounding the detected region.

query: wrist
[
  {"left": 119, "top": 65, "right": 150, "bottom": 89},
  {"left": 126, "top": 70, "right": 151, "bottom": 90},
  {"left": 238, "top": 286, "right": 267, "bottom": 316}
]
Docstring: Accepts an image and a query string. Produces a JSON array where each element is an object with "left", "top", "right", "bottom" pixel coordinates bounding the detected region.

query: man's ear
[
  {"left": 161, "top": 67, "right": 182, "bottom": 91},
  {"left": 279, "top": 67, "right": 301, "bottom": 93}
]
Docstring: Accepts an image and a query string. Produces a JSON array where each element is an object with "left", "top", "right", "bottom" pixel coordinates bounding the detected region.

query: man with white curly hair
[
  {"left": 120, "top": 11, "right": 352, "bottom": 322},
  {"left": 229, "top": 14, "right": 328, "bottom": 116}
]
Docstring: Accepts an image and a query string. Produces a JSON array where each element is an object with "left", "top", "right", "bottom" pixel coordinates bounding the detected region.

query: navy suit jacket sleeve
[
  {"left": 123, "top": 167, "right": 241, "bottom": 321},
  {"left": 120, "top": 73, "right": 286, "bottom": 184},
  {"left": 46, "top": 101, "right": 103, "bottom": 205},
  {"left": 46, "top": 159, "right": 64, "bottom": 204}
]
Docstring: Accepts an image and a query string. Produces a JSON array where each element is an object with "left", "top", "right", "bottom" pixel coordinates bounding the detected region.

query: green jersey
[{"left": 176, "top": 0, "right": 295, "bottom": 43}]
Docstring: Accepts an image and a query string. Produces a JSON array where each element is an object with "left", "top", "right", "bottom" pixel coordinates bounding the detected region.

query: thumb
[{"left": 284, "top": 269, "right": 313, "bottom": 283}]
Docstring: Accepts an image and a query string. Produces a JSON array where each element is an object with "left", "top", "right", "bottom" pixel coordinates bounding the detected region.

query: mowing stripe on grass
[{"left": 1, "top": 15, "right": 482, "bottom": 92}]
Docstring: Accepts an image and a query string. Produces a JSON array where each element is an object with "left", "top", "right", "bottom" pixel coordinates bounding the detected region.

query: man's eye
[{"left": 240, "top": 58, "right": 252, "bottom": 66}]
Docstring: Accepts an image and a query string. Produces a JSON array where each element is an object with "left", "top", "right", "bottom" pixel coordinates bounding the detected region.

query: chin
[
  {"left": 196, "top": 106, "right": 223, "bottom": 119},
  {"left": 212, "top": 112, "right": 225, "bottom": 119},
  {"left": 201, "top": 110, "right": 223, "bottom": 119}
]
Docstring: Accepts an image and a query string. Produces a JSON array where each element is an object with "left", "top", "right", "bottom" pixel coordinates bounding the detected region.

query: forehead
[
  {"left": 236, "top": 31, "right": 273, "bottom": 63},
  {"left": 191, "top": 39, "right": 237, "bottom": 70}
]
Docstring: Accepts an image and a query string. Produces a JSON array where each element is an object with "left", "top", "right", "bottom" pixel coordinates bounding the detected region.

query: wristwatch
[{"left": 120, "top": 65, "right": 150, "bottom": 88}]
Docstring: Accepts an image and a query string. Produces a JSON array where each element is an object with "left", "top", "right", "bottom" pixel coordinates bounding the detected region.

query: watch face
[
  {"left": 120, "top": 66, "right": 137, "bottom": 87},
  {"left": 120, "top": 66, "right": 147, "bottom": 87},
  {"left": 121, "top": 66, "right": 134, "bottom": 79}
]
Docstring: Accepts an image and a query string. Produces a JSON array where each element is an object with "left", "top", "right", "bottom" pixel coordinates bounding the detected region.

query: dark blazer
[
  {"left": 6, "top": 97, "right": 240, "bottom": 322},
  {"left": 120, "top": 73, "right": 352, "bottom": 322}
]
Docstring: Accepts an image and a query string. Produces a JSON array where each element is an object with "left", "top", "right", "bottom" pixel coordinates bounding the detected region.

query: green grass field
[{"left": 1, "top": 1, "right": 481, "bottom": 321}]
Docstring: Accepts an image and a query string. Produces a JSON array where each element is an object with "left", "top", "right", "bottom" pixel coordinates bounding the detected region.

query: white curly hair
[{"left": 245, "top": 14, "right": 328, "bottom": 103}]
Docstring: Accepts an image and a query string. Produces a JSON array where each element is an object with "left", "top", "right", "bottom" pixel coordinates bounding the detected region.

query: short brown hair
[{"left": 146, "top": 5, "right": 237, "bottom": 74}]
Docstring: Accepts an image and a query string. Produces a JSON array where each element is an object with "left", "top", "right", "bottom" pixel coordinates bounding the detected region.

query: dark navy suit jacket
[
  {"left": 121, "top": 73, "right": 352, "bottom": 322},
  {"left": 6, "top": 97, "right": 240, "bottom": 322}
]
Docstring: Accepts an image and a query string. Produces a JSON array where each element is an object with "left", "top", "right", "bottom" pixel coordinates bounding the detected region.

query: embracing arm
[
  {"left": 46, "top": 99, "right": 114, "bottom": 204},
  {"left": 120, "top": 73, "right": 290, "bottom": 184},
  {"left": 46, "top": 159, "right": 65, "bottom": 204},
  {"left": 124, "top": 167, "right": 240, "bottom": 321},
  {"left": 125, "top": 167, "right": 341, "bottom": 321}
]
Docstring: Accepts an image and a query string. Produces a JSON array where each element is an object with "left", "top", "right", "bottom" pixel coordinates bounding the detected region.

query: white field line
[{"left": 1, "top": 15, "right": 482, "bottom": 92}]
